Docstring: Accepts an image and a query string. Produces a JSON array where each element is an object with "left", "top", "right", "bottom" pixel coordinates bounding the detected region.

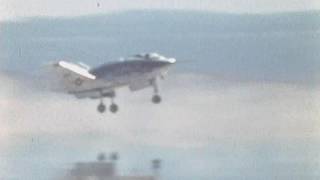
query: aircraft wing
[
  {"left": 54, "top": 61, "right": 96, "bottom": 80},
  {"left": 51, "top": 61, "right": 97, "bottom": 92}
]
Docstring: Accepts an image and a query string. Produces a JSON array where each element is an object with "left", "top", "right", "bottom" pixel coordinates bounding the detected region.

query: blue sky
[{"left": 0, "top": 0, "right": 319, "bottom": 20}]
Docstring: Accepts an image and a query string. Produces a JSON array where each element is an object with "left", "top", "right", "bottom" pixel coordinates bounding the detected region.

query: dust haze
[{"left": 1, "top": 71, "right": 320, "bottom": 180}]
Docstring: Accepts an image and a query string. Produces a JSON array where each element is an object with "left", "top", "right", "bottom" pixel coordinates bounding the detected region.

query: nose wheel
[{"left": 152, "top": 94, "right": 162, "bottom": 104}]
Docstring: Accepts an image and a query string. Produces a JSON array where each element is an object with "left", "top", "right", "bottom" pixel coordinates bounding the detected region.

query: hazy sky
[
  {"left": 1, "top": 10, "right": 320, "bottom": 179},
  {"left": 1, "top": 0, "right": 320, "bottom": 20}
]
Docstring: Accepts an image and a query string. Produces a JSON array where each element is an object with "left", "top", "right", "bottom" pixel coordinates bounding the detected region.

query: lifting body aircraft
[{"left": 51, "top": 53, "right": 176, "bottom": 113}]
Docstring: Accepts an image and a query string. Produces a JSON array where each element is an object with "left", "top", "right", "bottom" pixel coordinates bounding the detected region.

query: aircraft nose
[
  {"left": 166, "top": 58, "right": 176, "bottom": 64},
  {"left": 159, "top": 58, "right": 176, "bottom": 67},
  {"left": 154, "top": 58, "right": 175, "bottom": 70},
  {"left": 153, "top": 56, "right": 176, "bottom": 68}
]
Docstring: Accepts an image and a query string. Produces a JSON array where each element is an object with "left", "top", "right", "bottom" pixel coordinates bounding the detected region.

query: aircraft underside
[
  {"left": 51, "top": 53, "right": 175, "bottom": 114},
  {"left": 95, "top": 78, "right": 162, "bottom": 114},
  {"left": 68, "top": 76, "right": 162, "bottom": 114}
]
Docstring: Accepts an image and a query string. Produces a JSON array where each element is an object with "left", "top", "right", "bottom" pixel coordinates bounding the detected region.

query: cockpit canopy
[{"left": 127, "top": 53, "right": 168, "bottom": 61}]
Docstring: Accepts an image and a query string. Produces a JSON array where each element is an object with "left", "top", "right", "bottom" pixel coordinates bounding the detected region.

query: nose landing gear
[
  {"left": 152, "top": 94, "right": 162, "bottom": 104},
  {"left": 151, "top": 78, "right": 162, "bottom": 104}
]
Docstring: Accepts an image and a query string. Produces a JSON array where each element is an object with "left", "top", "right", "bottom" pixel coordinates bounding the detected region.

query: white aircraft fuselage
[{"left": 52, "top": 53, "right": 176, "bottom": 113}]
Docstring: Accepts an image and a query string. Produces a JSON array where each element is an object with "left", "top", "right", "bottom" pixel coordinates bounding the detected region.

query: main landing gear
[
  {"left": 97, "top": 103, "right": 119, "bottom": 114},
  {"left": 97, "top": 100, "right": 119, "bottom": 114},
  {"left": 96, "top": 78, "right": 162, "bottom": 114},
  {"left": 109, "top": 103, "right": 119, "bottom": 113},
  {"left": 97, "top": 101, "right": 106, "bottom": 113},
  {"left": 97, "top": 91, "right": 119, "bottom": 114}
]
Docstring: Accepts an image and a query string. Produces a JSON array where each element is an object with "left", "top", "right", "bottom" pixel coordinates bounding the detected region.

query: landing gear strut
[{"left": 151, "top": 78, "right": 162, "bottom": 104}]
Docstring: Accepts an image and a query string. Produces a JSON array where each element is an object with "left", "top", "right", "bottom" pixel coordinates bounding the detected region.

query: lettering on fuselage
[{"left": 74, "top": 78, "right": 84, "bottom": 86}]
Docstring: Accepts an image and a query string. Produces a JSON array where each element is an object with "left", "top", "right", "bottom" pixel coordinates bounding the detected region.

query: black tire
[
  {"left": 109, "top": 104, "right": 119, "bottom": 113},
  {"left": 97, "top": 103, "right": 106, "bottom": 113},
  {"left": 152, "top": 95, "right": 162, "bottom": 104}
]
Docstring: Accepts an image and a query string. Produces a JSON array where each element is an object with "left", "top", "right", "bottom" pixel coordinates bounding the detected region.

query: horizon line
[{"left": 1, "top": 8, "right": 320, "bottom": 23}]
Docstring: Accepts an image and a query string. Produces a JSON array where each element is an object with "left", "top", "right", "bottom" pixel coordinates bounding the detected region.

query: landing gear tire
[
  {"left": 109, "top": 103, "right": 119, "bottom": 113},
  {"left": 152, "top": 95, "right": 162, "bottom": 104},
  {"left": 97, "top": 103, "right": 106, "bottom": 113}
]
